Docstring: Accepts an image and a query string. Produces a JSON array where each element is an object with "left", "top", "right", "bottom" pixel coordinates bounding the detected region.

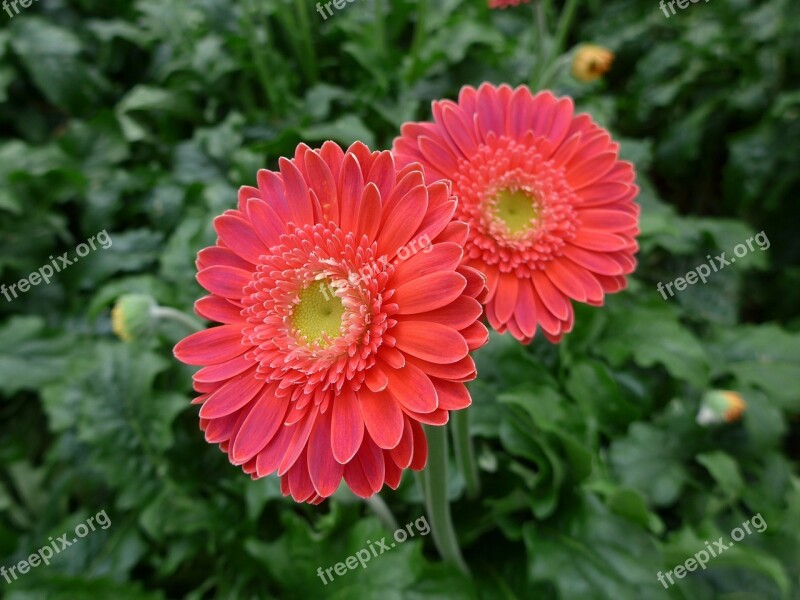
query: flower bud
[{"left": 697, "top": 390, "right": 746, "bottom": 426}]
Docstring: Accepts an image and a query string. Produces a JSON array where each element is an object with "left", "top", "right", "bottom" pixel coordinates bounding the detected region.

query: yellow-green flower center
[
  {"left": 292, "top": 282, "right": 345, "bottom": 347},
  {"left": 493, "top": 188, "right": 538, "bottom": 235}
]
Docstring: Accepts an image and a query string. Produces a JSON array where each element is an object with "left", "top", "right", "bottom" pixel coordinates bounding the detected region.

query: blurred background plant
[{"left": 0, "top": 0, "right": 798, "bottom": 598}]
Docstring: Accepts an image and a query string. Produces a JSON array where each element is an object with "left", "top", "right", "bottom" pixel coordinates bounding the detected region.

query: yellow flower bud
[{"left": 571, "top": 44, "right": 614, "bottom": 82}]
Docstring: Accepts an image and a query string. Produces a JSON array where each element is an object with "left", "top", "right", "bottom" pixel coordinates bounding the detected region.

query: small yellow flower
[{"left": 571, "top": 44, "right": 614, "bottom": 82}]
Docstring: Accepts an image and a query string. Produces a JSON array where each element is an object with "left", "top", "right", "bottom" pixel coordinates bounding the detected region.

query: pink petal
[
  {"left": 278, "top": 405, "right": 319, "bottom": 476},
  {"left": 198, "top": 367, "right": 264, "bottom": 419},
  {"left": 174, "top": 325, "right": 247, "bottom": 365},
  {"left": 393, "top": 321, "right": 469, "bottom": 364},
  {"left": 356, "top": 183, "right": 382, "bottom": 245},
  {"left": 307, "top": 408, "right": 344, "bottom": 497},
  {"left": 231, "top": 384, "right": 288, "bottom": 464},
  {"left": 194, "top": 295, "right": 243, "bottom": 324},
  {"left": 197, "top": 266, "right": 251, "bottom": 300},
  {"left": 194, "top": 353, "right": 254, "bottom": 383},
  {"left": 385, "top": 361, "right": 438, "bottom": 413},
  {"left": 359, "top": 387, "right": 404, "bottom": 450},
  {"left": 394, "top": 271, "right": 467, "bottom": 314},
  {"left": 338, "top": 153, "right": 365, "bottom": 232},
  {"left": 214, "top": 215, "right": 268, "bottom": 264},
  {"left": 331, "top": 387, "right": 364, "bottom": 464},
  {"left": 432, "top": 379, "right": 472, "bottom": 410}
]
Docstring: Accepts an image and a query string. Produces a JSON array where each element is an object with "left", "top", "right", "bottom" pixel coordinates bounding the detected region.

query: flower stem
[
  {"left": 151, "top": 306, "right": 204, "bottom": 332},
  {"left": 451, "top": 410, "right": 480, "bottom": 499},
  {"left": 422, "top": 424, "right": 470, "bottom": 575},
  {"left": 551, "top": 0, "right": 580, "bottom": 60},
  {"left": 374, "top": 0, "right": 386, "bottom": 60},
  {"left": 531, "top": 0, "right": 580, "bottom": 88},
  {"left": 365, "top": 494, "right": 399, "bottom": 532},
  {"left": 409, "top": 0, "right": 427, "bottom": 79},
  {"left": 293, "top": 0, "right": 318, "bottom": 83}
]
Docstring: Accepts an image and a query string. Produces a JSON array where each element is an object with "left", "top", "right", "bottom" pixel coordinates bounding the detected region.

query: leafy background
[{"left": 1, "top": 0, "right": 799, "bottom": 598}]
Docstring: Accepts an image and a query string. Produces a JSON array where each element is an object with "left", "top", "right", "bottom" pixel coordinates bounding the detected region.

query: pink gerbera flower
[
  {"left": 174, "top": 142, "right": 488, "bottom": 504},
  {"left": 392, "top": 84, "right": 640, "bottom": 343},
  {"left": 488, "top": 0, "right": 531, "bottom": 7}
]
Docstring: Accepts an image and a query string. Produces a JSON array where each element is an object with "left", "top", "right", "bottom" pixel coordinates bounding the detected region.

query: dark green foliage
[{"left": 0, "top": 0, "right": 798, "bottom": 598}]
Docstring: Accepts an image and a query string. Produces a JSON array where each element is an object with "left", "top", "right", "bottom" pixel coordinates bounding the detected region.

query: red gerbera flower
[
  {"left": 488, "top": 0, "right": 531, "bottom": 8},
  {"left": 174, "top": 142, "right": 488, "bottom": 504},
  {"left": 392, "top": 84, "right": 639, "bottom": 343}
]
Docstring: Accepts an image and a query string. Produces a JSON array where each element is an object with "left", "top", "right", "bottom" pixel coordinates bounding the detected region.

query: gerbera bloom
[
  {"left": 571, "top": 44, "right": 614, "bottom": 82},
  {"left": 392, "top": 83, "right": 639, "bottom": 343},
  {"left": 173, "top": 141, "right": 488, "bottom": 504},
  {"left": 488, "top": 0, "right": 531, "bottom": 8}
]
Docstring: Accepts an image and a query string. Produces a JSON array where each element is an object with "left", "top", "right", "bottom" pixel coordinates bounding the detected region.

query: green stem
[
  {"left": 152, "top": 306, "right": 204, "bottom": 332},
  {"left": 531, "top": 0, "right": 580, "bottom": 89},
  {"left": 293, "top": 0, "right": 318, "bottom": 83},
  {"left": 409, "top": 0, "right": 427, "bottom": 79},
  {"left": 374, "top": 0, "right": 386, "bottom": 59},
  {"left": 422, "top": 424, "right": 470, "bottom": 575},
  {"left": 537, "top": 53, "right": 573, "bottom": 89},
  {"left": 551, "top": 0, "right": 580, "bottom": 60},
  {"left": 365, "top": 494, "right": 399, "bottom": 531},
  {"left": 451, "top": 410, "right": 480, "bottom": 499},
  {"left": 530, "top": 0, "right": 549, "bottom": 88},
  {"left": 242, "top": 0, "right": 282, "bottom": 114}
]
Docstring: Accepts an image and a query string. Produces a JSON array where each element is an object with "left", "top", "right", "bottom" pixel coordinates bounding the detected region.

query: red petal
[
  {"left": 197, "top": 266, "right": 251, "bottom": 300},
  {"left": 364, "top": 365, "right": 389, "bottom": 392},
  {"left": 514, "top": 279, "right": 538, "bottom": 339},
  {"left": 307, "top": 408, "right": 344, "bottom": 497},
  {"left": 198, "top": 368, "right": 264, "bottom": 419},
  {"left": 214, "top": 215, "right": 268, "bottom": 264},
  {"left": 305, "top": 149, "right": 339, "bottom": 223},
  {"left": 194, "top": 295, "right": 243, "bottom": 324},
  {"left": 432, "top": 379, "right": 472, "bottom": 410},
  {"left": 245, "top": 198, "right": 284, "bottom": 248},
  {"left": 256, "top": 424, "right": 295, "bottom": 477},
  {"left": 391, "top": 242, "right": 463, "bottom": 283},
  {"left": 338, "top": 153, "right": 365, "bottom": 233},
  {"left": 377, "top": 185, "right": 428, "bottom": 258},
  {"left": 356, "top": 183, "right": 382, "bottom": 245},
  {"left": 231, "top": 384, "right": 288, "bottom": 464},
  {"left": 385, "top": 361, "right": 438, "bottom": 413},
  {"left": 389, "top": 416, "right": 414, "bottom": 469},
  {"left": 393, "top": 321, "right": 468, "bottom": 364},
  {"left": 278, "top": 405, "right": 319, "bottom": 476},
  {"left": 359, "top": 388, "right": 404, "bottom": 450},
  {"left": 404, "top": 295, "right": 482, "bottom": 330},
  {"left": 278, "top": 157, "right": 314, "bottom": 225},
  {"left": 532, "top": 270, "right": 570, "bottom": 321},
  {"left": 197, "top": 247, "right": 253, "bottom": 271},
  {"left": 405, "top": 354, "right": 477, "bottom": 382},
  {"left": 394, "top": 271, "right": 466, "bottom": 314},
  {"left": 194, "top": 353, "right": 254, "bottom": 383},
  {"left": 409, "top": 420, "right": 428, "bottom": 470},
  {"left": 493, "top": 272, "right": 519, "bottom": 323},
  {"left": 174, "top": 325, "right": 246, "bottom": 365},
  {"left": 331, "top": 387, "right": 364, "bottom": 464}
]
